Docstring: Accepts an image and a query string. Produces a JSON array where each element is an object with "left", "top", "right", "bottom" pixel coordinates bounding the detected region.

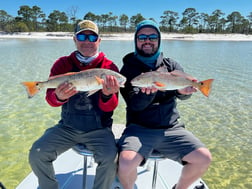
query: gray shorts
[{"left": 117, "top": 123, "right": 205, "bottom": 165}]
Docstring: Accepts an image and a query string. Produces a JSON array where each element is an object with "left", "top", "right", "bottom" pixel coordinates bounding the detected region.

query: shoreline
[{"left": 0, "top": 32, "right": 252, "bottom": 41}]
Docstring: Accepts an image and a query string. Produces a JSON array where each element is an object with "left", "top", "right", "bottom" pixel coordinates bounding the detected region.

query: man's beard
[{"left": 137, "top": 44, "right": 157, "bottom": 57}]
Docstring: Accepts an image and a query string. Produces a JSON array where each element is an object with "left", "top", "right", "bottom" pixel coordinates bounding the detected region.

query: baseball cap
[{"left": 75, "top": 20, "right": 99, "bottom": 35}]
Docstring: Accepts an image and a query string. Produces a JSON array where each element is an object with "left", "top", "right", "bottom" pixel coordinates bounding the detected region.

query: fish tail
[
  {"left": 21, "top": 81, "right": 41, "bottom": 98},
  {"left": 198, "top": 79, "right": 214, "bottom": 97}
]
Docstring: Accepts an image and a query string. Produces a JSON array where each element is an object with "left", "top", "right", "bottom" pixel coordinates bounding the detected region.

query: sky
[{"left": 1, "top": 0, "right": 251, "bottom": 22}]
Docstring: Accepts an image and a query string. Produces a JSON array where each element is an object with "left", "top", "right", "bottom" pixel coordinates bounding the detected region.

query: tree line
[{"left": 0, "top": 5, "right": 252, "bottom": 34}]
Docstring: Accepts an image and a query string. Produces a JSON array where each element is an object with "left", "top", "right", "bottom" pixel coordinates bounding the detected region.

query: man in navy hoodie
[{"left": 117, "top": 20, "right": 212, "bottom": 189}]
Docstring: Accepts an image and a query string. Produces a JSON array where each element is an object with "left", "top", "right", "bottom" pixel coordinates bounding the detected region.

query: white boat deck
[{"left": 16, "top": 148, "right": 208, "bottom": 189}]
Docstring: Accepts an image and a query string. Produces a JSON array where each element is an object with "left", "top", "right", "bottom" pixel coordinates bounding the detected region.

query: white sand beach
[
  {"left": 0, "top": 32, "right": 252, "bottom": 41},
  {"left": 101, "top": 33, "right": 252, "bottom": 41}
]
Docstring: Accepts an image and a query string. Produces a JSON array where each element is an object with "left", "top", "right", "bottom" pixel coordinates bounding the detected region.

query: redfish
[
  {"left": 131, "top": 69, "right": 214, "bottom": 97},
  {"left": 22, "top": 68, "right": 126, "bottom": 98}
]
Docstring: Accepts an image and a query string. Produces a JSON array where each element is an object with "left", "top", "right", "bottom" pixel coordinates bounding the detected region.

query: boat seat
[
  {"left": 72, "top": 144, "right": 94, "bottom": 189},
  {"left": 73, "top": 144, "right": 166, "bottom": 189},
  {"left": 148, "top": 150, "right": 166, "bottom": 189}
]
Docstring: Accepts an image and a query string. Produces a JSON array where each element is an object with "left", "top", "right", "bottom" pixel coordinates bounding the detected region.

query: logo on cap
[{"left": 75, "top": 20, "right": 99, "bottom": 35}]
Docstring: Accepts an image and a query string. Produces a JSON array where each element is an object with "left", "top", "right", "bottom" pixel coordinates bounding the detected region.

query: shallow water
[{"left": 0, "top": 39, "right": 251, "bottom": 189}]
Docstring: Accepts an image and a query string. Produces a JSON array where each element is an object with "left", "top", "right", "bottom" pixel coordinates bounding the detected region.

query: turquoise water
[{"left": 0, "top": 38, "right": 251, "bottom": 189}]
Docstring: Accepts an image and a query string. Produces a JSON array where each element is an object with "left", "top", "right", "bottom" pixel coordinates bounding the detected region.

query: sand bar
[{"left": 0, "top": 32, "right": 252, "bottom": 41}]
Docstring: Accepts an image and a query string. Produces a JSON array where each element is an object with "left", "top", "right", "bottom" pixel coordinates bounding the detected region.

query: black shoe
[
  {"left": 172, "top": 182, "right": 206, "bottom": 189},
  {"left": 195, "top": 181, "right": 206, "bottom": 189},
  {"left": 0, "top": 182, "right": 6, "bottom": 189}
]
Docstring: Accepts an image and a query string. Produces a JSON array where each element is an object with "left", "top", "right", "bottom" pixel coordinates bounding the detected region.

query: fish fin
[
  {"left": 94, "top": 76, "right": 103, "bottom": 84},
  {"left": 87, "top": 75, "right": 103, "bottom": 96},
  {"left": 153, "top": 81, "right": 166, "bottom": 88},
  {"left": 48, "top": 72, "right": 77, "bottom": 80},
  {"left": 87, "top": 89, "right": 99, "bottom": 97},
  {"left": 170, "top": 70, "right": 196, "bottom": 80},
  {"left": 21, "top": 81, "right": 40, "bottom": 98},
  {"left": 198, "top": 79, "right": 214, "bottom": 97}
]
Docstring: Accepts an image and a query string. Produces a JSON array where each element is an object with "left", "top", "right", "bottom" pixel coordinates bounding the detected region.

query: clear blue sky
[{"left": 1, "top": 0, "right": 251, "bottom": 22}]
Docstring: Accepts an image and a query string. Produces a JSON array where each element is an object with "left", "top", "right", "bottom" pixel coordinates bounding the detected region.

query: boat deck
[{"left": 16, "top": 148, "right": 208, "bottom": 189}]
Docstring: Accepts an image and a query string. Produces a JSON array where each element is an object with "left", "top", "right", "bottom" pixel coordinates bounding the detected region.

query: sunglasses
[
  {"left": 76, "top": 34, "right": 98, "bottom": 42},
  {"left": 137, "top": 34, "right": 159, "bottom": 42}
]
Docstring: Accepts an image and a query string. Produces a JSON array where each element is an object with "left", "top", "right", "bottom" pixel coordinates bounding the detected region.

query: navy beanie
[{"left": 134, "top": 20, "right": 161, "bottom": 69}]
